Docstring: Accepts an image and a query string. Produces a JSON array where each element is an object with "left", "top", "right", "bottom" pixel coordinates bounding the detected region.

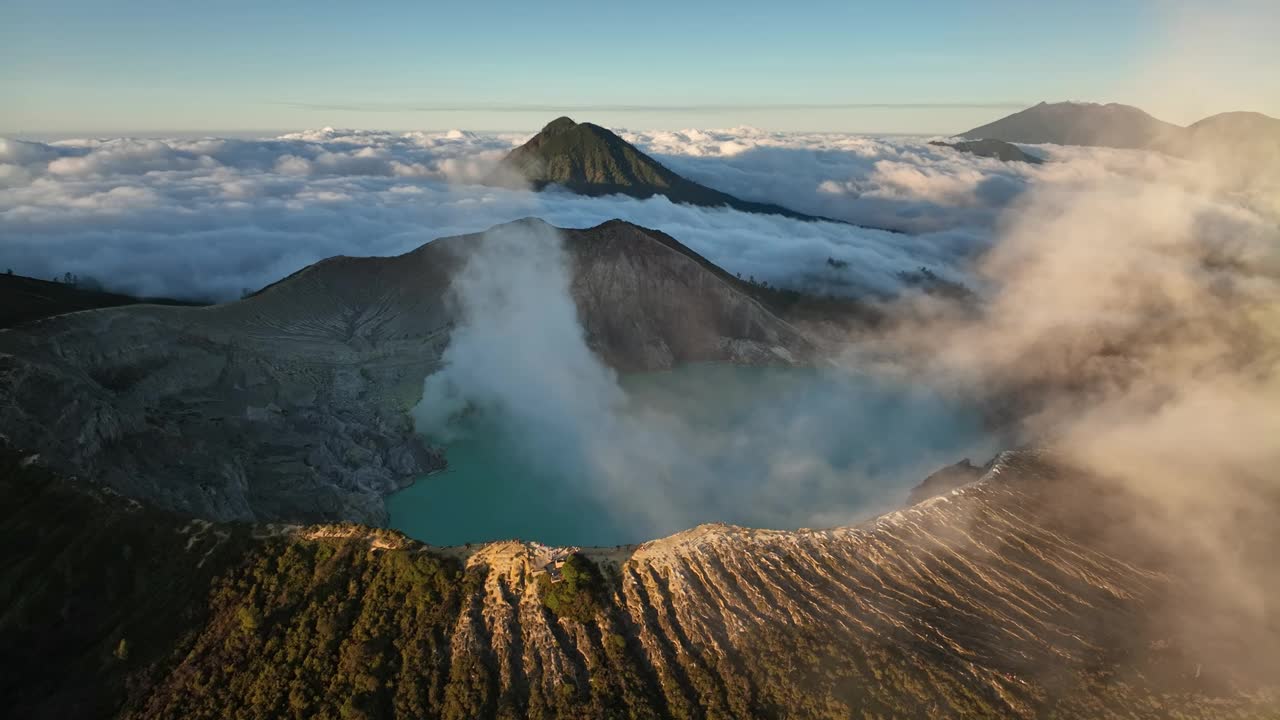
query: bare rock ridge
[
  {"left": 0, "top": 218, "right": 809, "bottom": 525},
  {"left": 4, "top": 446, "right": 1276, "bottom": 718},
  {"left": 905, "top": 456, "right": 989, "bottom": 504},
  {"left": 493, "top": 117, "right": 845, "bottom": 223}
]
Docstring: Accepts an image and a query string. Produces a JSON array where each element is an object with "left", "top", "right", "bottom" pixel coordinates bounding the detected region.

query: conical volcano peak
[
  {"left": 491, "top": 116, "right": 845, "bottom": 224},
  {"left": 541, "top": 116, "right": 578, "bottom": 134}
]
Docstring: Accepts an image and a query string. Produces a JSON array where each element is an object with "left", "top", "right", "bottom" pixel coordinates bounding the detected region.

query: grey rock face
[
  {"left": 564, "top": 220, "right": 807, "bottom": 370},
  {"left": 0, "top": 219, "right": 809, "bottom": 524}
]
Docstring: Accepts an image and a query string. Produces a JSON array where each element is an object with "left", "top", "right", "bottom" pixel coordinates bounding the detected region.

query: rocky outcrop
[
  {"left": 0, "top": 219, "right": 809, "bottom": 524},
  {"left": 905, "top": 456, "right": 988, "bottom": 505}
]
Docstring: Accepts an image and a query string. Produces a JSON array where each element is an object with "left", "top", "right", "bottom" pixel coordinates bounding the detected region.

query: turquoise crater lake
[{"left": 387, "top": 364, "right": 998, "bottom": 547}]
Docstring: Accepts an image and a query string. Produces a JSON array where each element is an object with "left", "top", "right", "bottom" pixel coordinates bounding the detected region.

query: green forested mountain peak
[{"left": 494, "top": 117, "right": 842, "bottom": 222}]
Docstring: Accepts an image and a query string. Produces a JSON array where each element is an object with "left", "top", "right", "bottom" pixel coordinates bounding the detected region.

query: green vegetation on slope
[
  {"left": 538, "top": 553, "right": 603, "bottom": 623},
  {"left": 2, "top": 441, "right": 1277, "bottom": 719},
  {"left": 504, "top": 117, "right": 678, "bottom": 192},
  {"left": 0, "top": 446, "right": 252, "bottom": 718},
  {"left": 495, "top": 118, "right": 837, "bottom": 222},
  {"left": 132, "top": 537, "right": 464, "bottom": 720}
]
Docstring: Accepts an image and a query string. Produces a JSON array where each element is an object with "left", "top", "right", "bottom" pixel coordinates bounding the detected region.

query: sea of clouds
[
  {"left": 0, "top": 123, "right": 1227, "bottom": 302},
  {"left": 4, "top": 123, "right": 1279, "bottom": 659}
]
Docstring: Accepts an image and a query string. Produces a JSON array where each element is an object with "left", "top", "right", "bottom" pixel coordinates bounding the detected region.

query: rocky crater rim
[
  {"left": 263, "top": 449, "right": 1025, "bottom": 568},
  {"left": 0, "top": 215, "right": 824, "bottom": 527}
]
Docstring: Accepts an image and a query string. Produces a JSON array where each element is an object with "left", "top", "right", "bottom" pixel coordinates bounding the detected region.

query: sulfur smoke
[
  {"left": 410, "top": 221, "right": 995, "bottom": 541},
  {"left": 863, "top": 154, "right": 1280, "bottom": 681}
]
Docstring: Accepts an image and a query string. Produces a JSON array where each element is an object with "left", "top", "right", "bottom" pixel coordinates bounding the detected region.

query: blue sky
[{"left": 2, "top": 0, "right": 1276, "bottom": 135}]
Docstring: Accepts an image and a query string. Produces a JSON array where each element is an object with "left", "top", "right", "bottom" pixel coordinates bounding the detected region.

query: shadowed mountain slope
[
  {"left": 0, "top": 219, "right": 810, "bottom": 526},
  {"left": 928, "top": 139, "right": 1044, "bottom": 164},
  {"left": 0, "top": 272, "right": 198, "bottom": 329},
  {"left": 493, "top": 117, "right": 839, "bottom": 222},
  {"left": 3, "top": 444, "right": 1276, "bottom": 719}
]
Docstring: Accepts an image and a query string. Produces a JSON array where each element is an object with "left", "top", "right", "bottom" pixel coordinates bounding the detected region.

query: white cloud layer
[
  {"left": 0, "top": 125, "right": 1268, "bottom": 303},
  {"left": 4, "top": 122, "right": 1276, "bottom": 667}
]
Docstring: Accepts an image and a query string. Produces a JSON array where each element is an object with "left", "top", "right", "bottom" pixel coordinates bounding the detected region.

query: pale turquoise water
[{"left": 387, "top": 364, "right": 998, "bottom": 547}]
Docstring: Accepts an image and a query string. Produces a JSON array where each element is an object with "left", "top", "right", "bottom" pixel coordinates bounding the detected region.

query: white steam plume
[
  {"left": 410, "top": 222, "right": 996, "bottom": 541},
  {"left": 862, "top": 146, "right": 1280, "bottom": 680}
]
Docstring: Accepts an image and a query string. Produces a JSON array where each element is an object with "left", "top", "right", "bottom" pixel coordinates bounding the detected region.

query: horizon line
[{"left": 270, "top": 101, "right": 1031, "bottom": 113}]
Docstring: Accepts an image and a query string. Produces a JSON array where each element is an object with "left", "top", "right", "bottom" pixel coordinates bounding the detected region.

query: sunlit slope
[{"left": 3, "top": 446, "right": 1276, "bottom": 719}]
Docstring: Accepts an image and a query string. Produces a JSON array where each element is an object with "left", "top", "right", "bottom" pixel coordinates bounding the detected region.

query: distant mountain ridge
[
  {"left": 961, "top": 101, "right": 1183, "bottom": 149},
  {"left": 492, "top": 116, "right": 841, "bottom": 222},
  {"left": 960, "top": 101, "right": 1280, "bottom": 188},
  {"left": 1167, "top": 110, "right": 1280, "bottom": 187},
  {"left": 928, "top": 139, "right": 1044, "bottom": 164}
]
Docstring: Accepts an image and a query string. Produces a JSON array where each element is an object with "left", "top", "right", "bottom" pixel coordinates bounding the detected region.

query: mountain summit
[
  {"left": 499, "top": 116, "right": 674, "bottom": 192},
  {"left": 961, "top": 101, "right": 1181, "bottom": 149},
  {"left": 493, "top": 117, "right": 831, "bottom": 221},
  {"left": 0, "top": 218, "right": 809, "bottom": 525},
  {"left": 1168, "top": 111, "right": 1280, "bottom": 186},
  {"left": 960, "top": 102, "right": 1280, "bottom": 187}
]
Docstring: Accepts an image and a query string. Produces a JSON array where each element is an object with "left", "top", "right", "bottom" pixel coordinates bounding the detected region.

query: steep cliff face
[
  {"left": 4, "top": 448, "right": 1276, "bottom": 719},
  {"left": 0, "top": 219, "right": 808, "bottom": 525}
]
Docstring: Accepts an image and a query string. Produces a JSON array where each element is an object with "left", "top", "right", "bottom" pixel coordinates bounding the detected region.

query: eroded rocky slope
[
  {"left": 0, "top": 218, "right": 808, "bottom": 525},
  {"left": 3, "top": 447, "right": 1276, "bottom": 719}
]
